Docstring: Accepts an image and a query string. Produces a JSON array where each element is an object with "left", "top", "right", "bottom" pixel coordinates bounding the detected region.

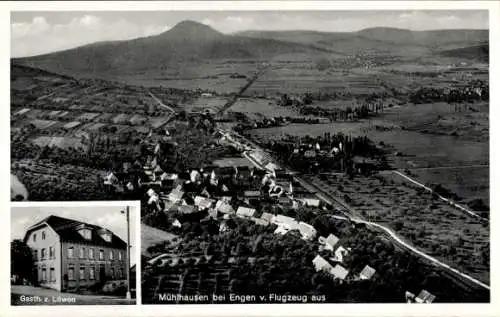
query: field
[
  {"left": 213, "top": 156, "right": 254, "bottom": 168},
  {"left": 32, "top": 136, "right": 87, "bottom": 151},
  {"left": 181, "top": 96, "right": 228, "bottom": 113},
  {"left": 244, "top": 66, "right": 388, "bottom": 97},
  {"left": 11, "top": 160, "right": 110, "bottom": 201},
  {"left": 307, "top": 172, "right": 490, "bottom": 284},
  {"left": 10, "top": 64, "right": 201, "bottom": 153},
  {"left": 229, "top": 98, "right": 302, "bottom": 119},
  {"left": 247, "top": 97, "right": 489, "bottom": 204},
  {"left": 409, "top": 166, "right": 489, "bottom": 205},
  {"left": 141, "top": 224, "right": 179, "bottom": 256},
  {"left": 116, "top": 60, "right": 258, "bottom": 94}
]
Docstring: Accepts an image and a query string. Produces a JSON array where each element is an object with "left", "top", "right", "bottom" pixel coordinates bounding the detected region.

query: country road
[
  {"left": 149, "top": 91, "right": 175, "bottom": 113},
  {"left": 223, "top": 128, "right": 490, "bottom": 292},
  {"left": 216, "top": 66, "right": 269, "bottom": 115}
]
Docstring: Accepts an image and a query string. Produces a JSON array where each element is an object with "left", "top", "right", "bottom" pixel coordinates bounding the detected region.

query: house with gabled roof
[
  {"left": 359, "top": 265, "right": 376, "bottom": 280},
  {"left": 415, "top": 290, "right": 436, "bottom": 303},
  {"left": 194, "top": 196, "right": 215, "bottom": 211},
  {"left": 330, "top": 264, "right": 349, "bottom": 281},
  {"left": 236, "top": 206, "right": 256, "bottom": 219},
  {"left": 271, "top": 214, "right": 297, "bottom": 228},
  {"left": 312, "top": 255, "right": 333, "bottom": 272},
  {"left": 23, "top": 215, "right": 127, "bottom": 292},
  {"left": 215, "top": 200, "right": 235, "bottom": 215},
  {"left": 320, "top": 234, "right": 340, "bottom": 251},
  {"left": 260, "top": 212, "right": 274, "bottom": 223},
  {"left": 167, "top": 185, "right": 184, "bottom": 203},
  {"left": 252, "top": 218, "right": 269, "bottom": 226}
]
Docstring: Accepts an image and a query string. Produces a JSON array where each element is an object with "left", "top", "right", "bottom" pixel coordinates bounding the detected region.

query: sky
[
  {"left": 11, "top": 205, "right": 138, "bottom": 265},
  {"left": 11, "top": 10, "right": 488, "bottom": 57}
]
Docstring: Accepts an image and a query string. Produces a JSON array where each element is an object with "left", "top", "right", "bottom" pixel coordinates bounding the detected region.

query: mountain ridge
[{"left": 13, "top": 20, "right": 489, "bottom": 79}]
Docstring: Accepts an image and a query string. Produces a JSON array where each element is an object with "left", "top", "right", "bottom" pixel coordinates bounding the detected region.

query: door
[
  {"left": 62, "top": 274, "right": 68, "bottom": 292},
  {"left": 99, "top": 264, "right": 106, "bottom": 283}
]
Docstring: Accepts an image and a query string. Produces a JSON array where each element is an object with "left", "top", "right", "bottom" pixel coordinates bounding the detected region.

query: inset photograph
[{"left": 10, "top": 202, "right": 138, "bottom": 305}]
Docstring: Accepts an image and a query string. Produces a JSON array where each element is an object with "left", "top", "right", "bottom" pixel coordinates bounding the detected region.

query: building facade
[{"left": 24, "top": 215, "right": 128, "bottom": 292}]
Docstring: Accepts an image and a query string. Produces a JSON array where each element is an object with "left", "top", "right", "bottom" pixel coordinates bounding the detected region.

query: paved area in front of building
[{"left": 11, "top": 285, "right": 135, "bottom": 305}]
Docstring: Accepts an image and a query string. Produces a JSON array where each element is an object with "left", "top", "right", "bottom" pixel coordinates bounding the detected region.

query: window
[
  {"left": 34, "top": 250, "right": 38, "bottom": 261},
  {"left": 101, "top": 233, "right": 112, "bottom": 242},
  {"left": 50, "top": 268, "right": 55, "bottom": 282},
  {"left": 42, "top": 267, "right": 47, "bottom": 282},
  {"left": 110, "top": 268, "right": 114, "bottom": 279},
  {"left": 119, "top": 268, "right": 124, "bottom": 278},
  {"left": 109, "top": 250, "right": 114, "bottom": 260},
  {"left": 79, "top": 229, "right": 92, "bottom": 240},
  {"left": 41, "top": 248, "right": 46, "bottom": 259},
  {"left": 68, "top": 267, "right": 75, "bottom": 280},
  {"left": 68, "top": 247, "right": 74, "bottom": 258},
  {"left": 89, "top": 267, "right": 95, "bottom": 280},
  {"left": 79, "top": 266, "right": 85, "bottom": 280},
  {"left": 119, "top": 251, "right": 122, "bottom": 261},
  {"left": 42, "top": 231, "right": 46, "bottom": 240},
  {"left": 99, "top": 249, "right": 104, "bottom": 260},
  {"left": 89, "top": 248, "right": 94, "bottom": 259},
  {"left": 79, "top": 247, "right": 85, "bottom": 259},
  {"left": 33, "top": 234, "right": 37, "bottom": 242},
  {"left": 49, "top": 247, "right": 54, "bottom": 258}
]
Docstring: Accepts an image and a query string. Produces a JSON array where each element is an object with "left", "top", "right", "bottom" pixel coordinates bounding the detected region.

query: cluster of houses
[
  {"left": 405, "top": 289, "right": 436, "bottom": 304},
  {"left": 311, "top": 232, "right": 375, "bottom": 284}
]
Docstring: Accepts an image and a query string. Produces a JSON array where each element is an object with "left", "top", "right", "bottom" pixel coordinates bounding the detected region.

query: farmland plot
[
  {"left": 112, "top": 113, "right": 130, "bottom": 124},
  {"left": 63, "top": 121, "right": 82, "bottom": 129},
  {"left": 249, "top": 122, "right": 368, "bottom": 141},
  {"left": 129, "top": 114, "right": 148, "bottom": 125},
  {"left": 410, "top": 166, "right": 489, "bottom": 205},
  {"left": 245, "top": 67, "right": 386, "bottom": 97},
  {"left": 182, "top": 96, "right": 227, "bottom": 113},
  {"left": 149, "top": 117, "right": 170, "bottom": 129},
  {"left": 32, "top": 136, "right": 87, "bottom": 150},
  {"left": 230, "top": 98, "right": 301, "bottom": 119},
  {"left": 14, "top": 108, "right": 32, "bottom": 116},
  {"left": 29, "top": 119, "right": 59, "bottom": 129},
  {"left": 76, "top": 112, "right": 100, "bottom": 121},
  {"left": 308, "top": 173, "right": 489, "bottom": 283}
]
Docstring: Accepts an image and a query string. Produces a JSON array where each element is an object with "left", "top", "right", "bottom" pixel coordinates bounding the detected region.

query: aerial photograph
[{"left": 10, "top": 10, "right": 489, "bottom": 303}]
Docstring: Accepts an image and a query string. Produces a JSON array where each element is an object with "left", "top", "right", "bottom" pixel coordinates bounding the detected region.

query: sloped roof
[
  {"left": 236, "top": 206, "right": 256, "bottom": 218},
  {"left": 24, "top": 215, "right": 126, "bottom": 249},
  {"left": 416, "top": 289, "right": 436, "bottom": 303},
  {"left": 215, "top": 200, "right": 235, "bottom": 214},
  {"left": 260, "top": 212, "right": 274, "bottom": 222},
  {"left": 330, "top": 264, "right": 349, "bottom": 280},
  {"left": 312, "top": 255, "right": 333, "bottom": 272},
  {"left": 325, "top": 234, "right": 340, "bottom": 248},
  {"left": 359, "top": 265, "right": 376, "bottom": 280},
  {"left": 272, "top": 214, "right": 297, "bottom": 227},
  {"left": 194, "top": 196, "right": 215, "bottom": 210}
]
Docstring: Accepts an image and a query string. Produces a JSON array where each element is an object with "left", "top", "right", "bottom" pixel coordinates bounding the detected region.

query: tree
[{"left": 11, "top": 239, "right": 36, "bottom": 285}]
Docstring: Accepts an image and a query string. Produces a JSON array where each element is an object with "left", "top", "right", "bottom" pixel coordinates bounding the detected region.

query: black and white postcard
[{"left": 4, "top": 1, "right": 499, "bottom": 316}]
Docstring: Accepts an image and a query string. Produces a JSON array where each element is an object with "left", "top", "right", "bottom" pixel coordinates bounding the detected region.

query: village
[{"left": 101, "top": 123, "right": 435, "bottom": 304}]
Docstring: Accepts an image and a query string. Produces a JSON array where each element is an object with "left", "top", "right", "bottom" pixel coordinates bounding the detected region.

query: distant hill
[
  {"left": 13, "top": 22, "right": 489, "bottom": 80},
  {"left": 438, "top": 44, "right": 489, "bottom": 62},
  {"left": 13, "top": 20, "right": 331, "bottom": 78},
  {"left": 237, "top": 27, "right": 489, "bottom": 56}
]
